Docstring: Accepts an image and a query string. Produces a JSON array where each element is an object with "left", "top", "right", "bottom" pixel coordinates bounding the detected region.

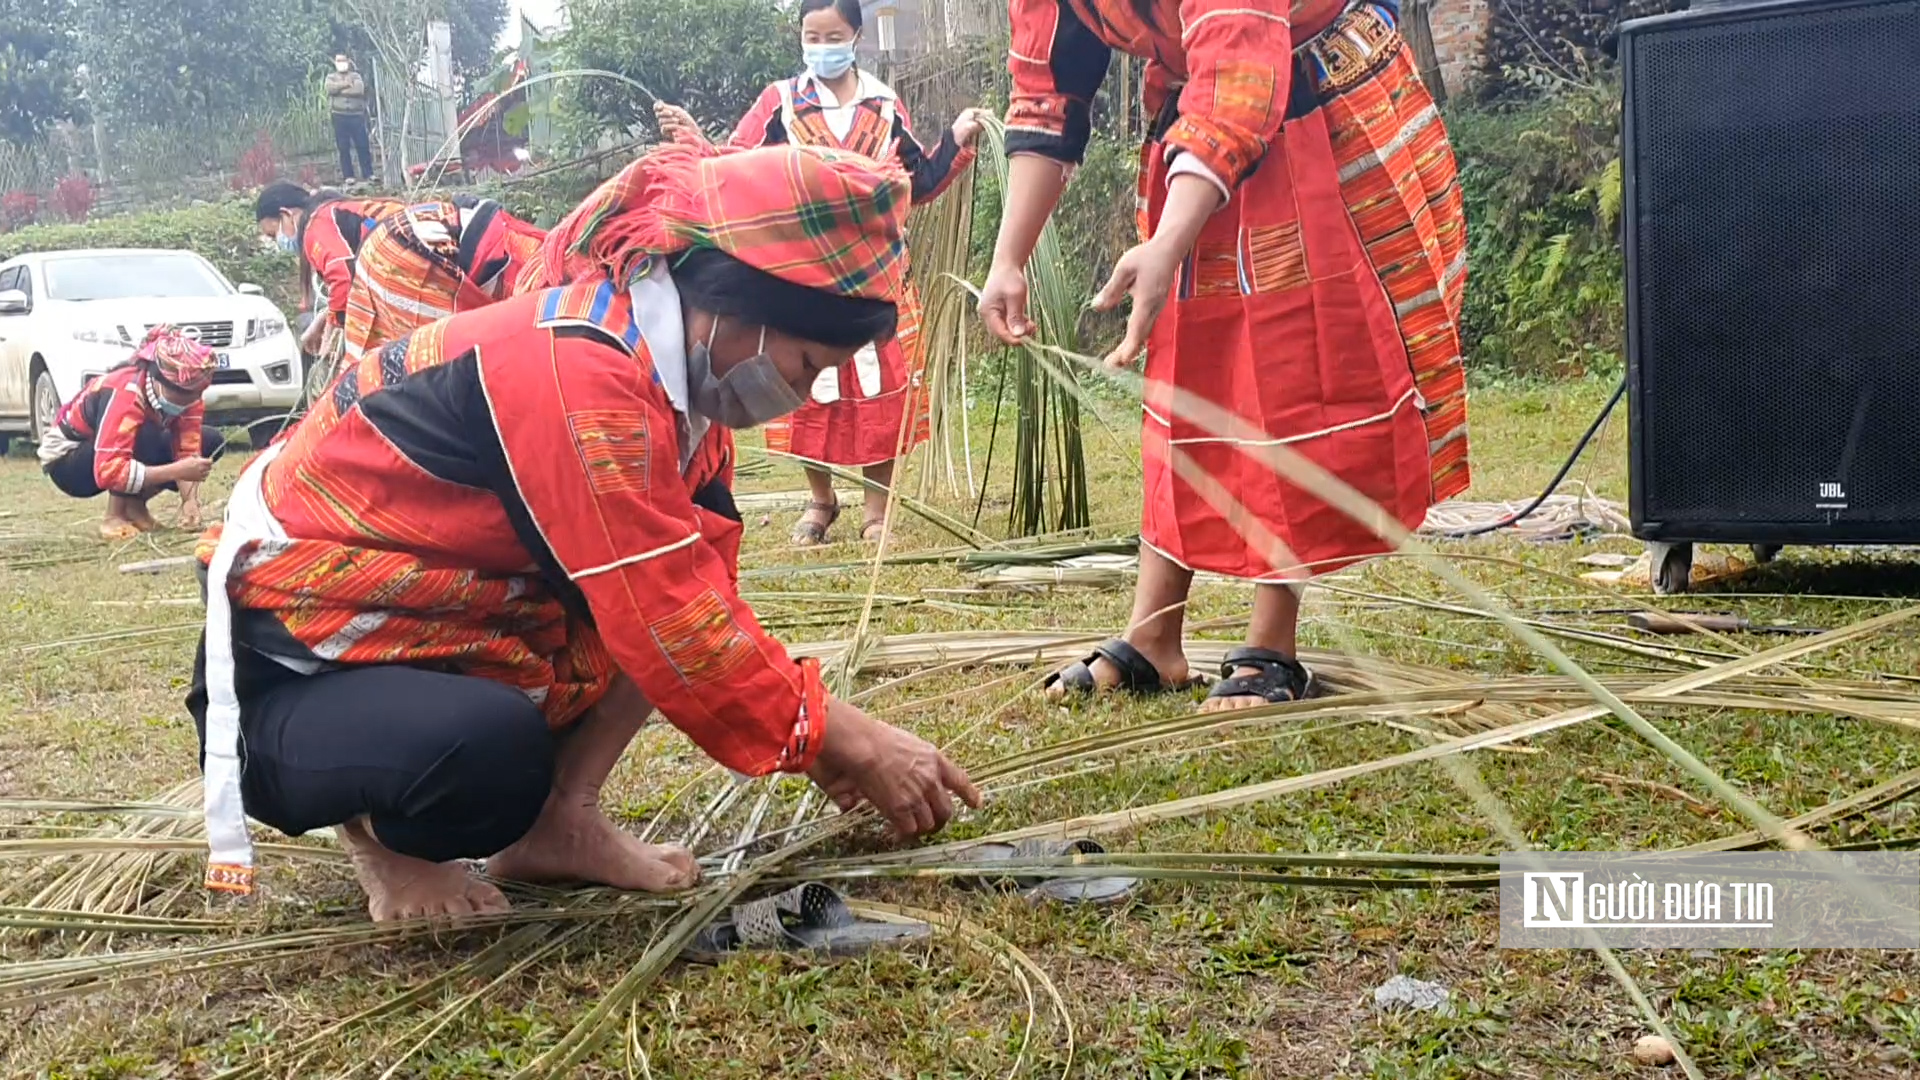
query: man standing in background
[{"left": 325, "top": 54, "right": 375, "bottom": 184}]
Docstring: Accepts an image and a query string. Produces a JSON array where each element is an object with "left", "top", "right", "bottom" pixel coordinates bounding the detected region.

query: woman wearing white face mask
[
  {"left": 40, "top": 325, "right": 223, "bottom": 539},
  {"left": 655, "top": 0, "right": 988, "bottom": 548},
  {"left": 188, "top": 143, "right": 980, "bottom": 922}
]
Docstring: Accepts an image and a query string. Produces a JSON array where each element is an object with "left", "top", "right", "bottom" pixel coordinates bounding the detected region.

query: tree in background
[
  {"left": 0, "top": 0, "right": 85, "bottom": 144},
  {"left": 76, "top": 0, "right": 330, "bottom": 133},
  {"left": 444, "top": 0, "right": 510, "bottom": 87},
  {"left": 559, "top": 0, "right": 793, "bottom": 141}
]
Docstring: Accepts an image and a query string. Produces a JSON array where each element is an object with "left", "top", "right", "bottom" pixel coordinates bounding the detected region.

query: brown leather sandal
[
  {"left": 860, "top": 517, "right": 888, "bottom": 543},
  {"left": 790, "top": 500, "right": 841, "bottom": 547}
]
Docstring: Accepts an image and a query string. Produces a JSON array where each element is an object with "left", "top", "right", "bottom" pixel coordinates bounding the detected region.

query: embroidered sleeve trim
[{"left": 778, "top": 657, "right": 829, "bottom": 773}]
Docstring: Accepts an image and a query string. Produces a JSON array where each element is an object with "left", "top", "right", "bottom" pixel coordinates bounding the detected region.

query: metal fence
[{"left": 0, "top": 87, "right": 336, "bottom": 220}]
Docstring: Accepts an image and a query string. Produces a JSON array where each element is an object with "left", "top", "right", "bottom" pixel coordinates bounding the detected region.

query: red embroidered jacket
[
  {"left": 1006, "top": 0, "right": 1344, "bottom": 190},
  {"left": 301, "top": 197, "right": 404, "bottom": 325},
  {"left": 730, "top": 73, "right": 974, "bottom": 205},
  {"left": 202, "top": 278, "right": 824, "bottom": 777},
  {"left": 55, "top": 365, "right": 204, "bottom": 494},
  {"left": 343, "top": 196, "right": 547, "bottom": 360}
]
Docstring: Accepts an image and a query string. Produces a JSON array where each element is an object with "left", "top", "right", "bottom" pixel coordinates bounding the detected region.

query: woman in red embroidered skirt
[
  {"left": 980, "top": 0, "right": 1469, "bottom": 710},
  {"left": 191, "top": 144, "right": 978, "bottom": 919},
  {"left": 656, "top": 0, "right": 987, "bottom": 545}
]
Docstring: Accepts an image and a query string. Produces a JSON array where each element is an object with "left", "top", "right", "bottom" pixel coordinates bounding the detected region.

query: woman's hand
[
  {"left": 1091, "top": 236, "right": 1184, "bottom": 369},
  {"left": 653, "top": 102, "right": 704, "bottom": 145},
  {"left": 165, "top": 455, "right": 215, "bottom": 484},
  {"left": 1093, "top": 171, "right": 1225, "bottom": 369},
  {"left": 806, "top": 697, "right": 981, "bottom": 838},
  {"left": 299, "top": 317, "right": 327, "bottom": 357},
  {"left": 978, "top": 263, "right": 1032, "bottom": 345},
  {"left": 950, "top": 107, "right": 987, "bottom": 147}
]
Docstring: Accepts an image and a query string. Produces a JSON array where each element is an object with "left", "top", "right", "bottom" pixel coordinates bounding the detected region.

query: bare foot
[
  {"left": 99, "top": 517, "right": 140, "bottom": 541},
  {"left": 123, "top": 499, "right": 159, "bottom": 532},
  {"left": 337, "top": 818, "right": 509, "bottom": 922},
  {"left": 1044, "top": 642, "right": 1190, "bottom": 701},
  {"left": 487, "top": 795, "right": 699, "bottom": 893}
]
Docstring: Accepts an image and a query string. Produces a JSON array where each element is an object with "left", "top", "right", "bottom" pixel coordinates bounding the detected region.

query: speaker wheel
[
  {"left": 1651, "top": 542, "right": 1693, "bottom": 596},
  {"left": 1750, "top": 544, "right": 1782, "bottom": 565}
]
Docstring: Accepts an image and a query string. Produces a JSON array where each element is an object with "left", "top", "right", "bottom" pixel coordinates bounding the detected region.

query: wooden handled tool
[{"left": 1627, "top": 611, "right": 1822, "bottom": 636}]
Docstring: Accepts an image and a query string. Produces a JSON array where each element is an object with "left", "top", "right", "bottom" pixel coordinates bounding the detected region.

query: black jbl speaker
[{"left": 1621, "top": 0, "right": 1920, "bottom": 547}]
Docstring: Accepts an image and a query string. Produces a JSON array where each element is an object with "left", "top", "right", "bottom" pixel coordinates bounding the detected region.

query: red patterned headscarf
[
  {"left": 135, "top": 324, "right": 217, "bottom": 392},
  {"left": 522, "top": 143, "right": 912, "bottom": 303}
]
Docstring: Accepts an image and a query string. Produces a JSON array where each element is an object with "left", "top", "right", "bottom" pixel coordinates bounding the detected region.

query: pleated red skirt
[
  {"left": 1139, "top": 42, "right": 1469, "bottom": 583},
  {"left": 765, "top": 281, "right": 930, "bottom": 468}
]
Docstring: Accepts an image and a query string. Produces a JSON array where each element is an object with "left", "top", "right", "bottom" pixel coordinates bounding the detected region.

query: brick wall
[{"left": 1428, "top": 0, "right": 1495, "bottom": 97}]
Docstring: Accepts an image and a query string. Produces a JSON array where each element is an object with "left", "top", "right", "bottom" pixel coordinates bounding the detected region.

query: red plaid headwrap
[
  {"left": 524, "top": 143, "right": 911, "bottom": 302},
  {"left": 136, "top": 324, "right": 217, "bottom": 392}
]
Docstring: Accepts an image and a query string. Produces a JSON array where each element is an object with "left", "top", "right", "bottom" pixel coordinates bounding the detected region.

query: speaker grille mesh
[{"left": 1629, "top": 0, "right": 1920, "bottom": 532}]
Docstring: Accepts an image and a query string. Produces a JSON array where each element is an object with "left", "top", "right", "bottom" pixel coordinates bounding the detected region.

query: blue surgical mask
[
  {"left": 155, "top": 395, "right": 190, "bottom": 418},
  {"left": 276, "top": 231, "right": 298, "bottom": 254},
  {"left": 803, "top": 41, "right": 857, "bottom": 81}
]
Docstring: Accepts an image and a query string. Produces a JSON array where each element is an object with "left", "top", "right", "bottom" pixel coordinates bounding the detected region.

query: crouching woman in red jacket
[
  {"left": 40, "top": 325, "right": 224, "bottom": 539},
  {"left": 190, "top": 143, "right": 978, "bottom": 921}
]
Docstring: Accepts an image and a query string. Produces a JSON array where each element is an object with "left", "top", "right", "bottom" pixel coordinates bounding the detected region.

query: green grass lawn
[{"left": 3, "top": 376, "right": 1919, "bottom": 1079}]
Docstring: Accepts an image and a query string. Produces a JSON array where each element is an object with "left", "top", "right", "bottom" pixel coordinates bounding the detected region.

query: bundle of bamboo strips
[
  {"left": 959, "top": 119, "right": 1091, "bottom": 537},
  {"left": 906, "top": 147, "right": 981, "bottom": 502}
]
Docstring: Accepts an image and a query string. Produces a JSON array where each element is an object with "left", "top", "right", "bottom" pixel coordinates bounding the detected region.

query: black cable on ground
[{"left": 1437, "top": 375, "right": 1627, "bottom": 539}]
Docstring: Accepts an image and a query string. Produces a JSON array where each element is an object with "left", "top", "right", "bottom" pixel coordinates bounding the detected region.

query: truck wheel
[{"left": 29, "top": 366, "right": 60, "bottom": 444}]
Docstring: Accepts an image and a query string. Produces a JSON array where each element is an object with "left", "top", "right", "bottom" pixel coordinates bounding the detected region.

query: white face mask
[
  {"left": 687, "top": 319, "right": 804, "bottom": 429},
  {"left": 334, "top": 60, "right": 351, "bottom": 72},
  {"left": 803, "top": 41, "right": 857, "bottom": 80}
]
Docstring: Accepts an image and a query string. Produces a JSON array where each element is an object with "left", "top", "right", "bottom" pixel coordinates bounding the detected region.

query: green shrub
[
  {"left": 0, "top": 198, "right": 302, "bottom": 313},
  {"left": 556, "top": 0, "right": 793, "bottom": 147},
  {"left": 1446, "top": 79, "right": 1625, "bottom": 379}
]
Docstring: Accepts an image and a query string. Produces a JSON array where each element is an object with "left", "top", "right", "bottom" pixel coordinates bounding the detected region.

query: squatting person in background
[
  {"left": 255, "top": 182, "right": 403, "bottom": 357},
  {"left": 341, "top": 195, "right": 547, "bottom": 363},
  {"left": 190, "top": 143, "right": 978, "bottom": 920},
  {"left": 40, "top": 325, "right": 225, "bottom": 539},
  {"left": 979, "top": 0, "right": 1470, "bottom": 710},
  {"left": 654, "top": 0, "right": 988, "bottom": 547}
]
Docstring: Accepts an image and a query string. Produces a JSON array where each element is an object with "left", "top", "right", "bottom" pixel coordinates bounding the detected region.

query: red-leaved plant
[
  {"left": 0, "top": 190, "right": 41, "bottom": 231},
  {"left": 233, "top": 131, "right": 281, "bottom": 190},
  {"left": 50, "top": 173, "right": 94, "bottom": 223}
]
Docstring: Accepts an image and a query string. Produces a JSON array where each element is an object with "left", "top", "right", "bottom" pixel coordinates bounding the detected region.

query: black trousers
[
  {"left": 187, "top": 638, "right": 556, "bottom": 862},
  {"left": 332, "top": 113, "right": 375, "bottom": 181},
  {"left": 46, "top": 426, "right": 226, "bottom": 499}
]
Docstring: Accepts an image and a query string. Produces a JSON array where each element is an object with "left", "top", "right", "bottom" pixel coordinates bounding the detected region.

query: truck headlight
[
  {"left": 71, "top": 325, "right": 131, "bottom": 345},
  {"left": 246, "top": 317, "right": 288, "bottom": 344}
]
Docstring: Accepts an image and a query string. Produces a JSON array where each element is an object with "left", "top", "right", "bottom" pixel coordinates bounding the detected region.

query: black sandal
[
  {"left": 1044, "top": 638, "right": 1202, "bottom": 698},
  {"left": 1206, "top": 646, "right": 1318, "bottom": 705}
]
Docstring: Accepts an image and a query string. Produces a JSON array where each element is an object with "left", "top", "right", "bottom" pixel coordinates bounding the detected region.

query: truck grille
[
  {"left": 144, "top": 320, "right": 234, "bottom": 348},
  {"left": 210, "top": 370, "right": 253, "bottom": 385}
]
